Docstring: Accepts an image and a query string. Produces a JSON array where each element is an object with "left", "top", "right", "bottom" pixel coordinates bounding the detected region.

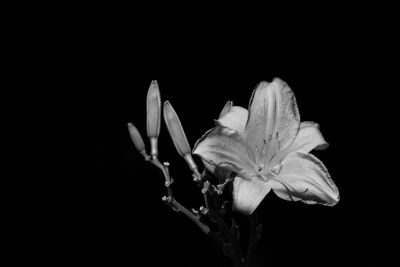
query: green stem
[{"left": 203, "top": 208, "right": 244, "bottom": 267}]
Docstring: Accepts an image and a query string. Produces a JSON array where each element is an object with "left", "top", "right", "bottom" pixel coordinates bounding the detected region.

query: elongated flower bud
[
  {"left": 163, "top": 101, "right": 200, "bottom": 177},
  {"left": 163, "top": 101, "right": 190, "bottom": 156},
  {"left": 127, "top": 123, "right": 149, "bottom": 160},
  {"left": 146, "top": 80, "right": 161, "bottom": 157}
]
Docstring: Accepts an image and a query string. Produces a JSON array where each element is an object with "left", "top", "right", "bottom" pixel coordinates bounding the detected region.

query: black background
[{"left": 5, "top": 3, "right": 393, "bottom": 267}]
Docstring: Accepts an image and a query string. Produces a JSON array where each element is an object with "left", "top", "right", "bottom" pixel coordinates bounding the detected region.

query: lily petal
[
  {"left": 200, "top": 101, "right": 234, "bottom": 174},
  {"left": 245, "top": 78, "right": 300, "bottom": 167},
  {"left": 193, "top": 126, "right": 258, "bottom": 181},
  {"left": 271, "top": 152, "right": 339, "bottom": 206},
  {"left": 271, "top": 121, "right": 329, "bottom": 166},
  {"left": 216, "top": 106, "right": 248, "bottom": 134},
  {"left": 203, "top": 105, "right": 248, "bottom": 174},
  {"left": 233, "top": 176, "right": 272, "bottom": 215}
]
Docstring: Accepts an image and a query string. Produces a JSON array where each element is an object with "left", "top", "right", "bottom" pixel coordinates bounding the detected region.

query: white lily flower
[{"left": 193, "top": 78, "right": 339, "bottom": 214}]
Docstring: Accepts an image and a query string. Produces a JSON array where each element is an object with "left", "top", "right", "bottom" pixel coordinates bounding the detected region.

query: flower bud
[
  {"left": 163, "top": 101, "right": 200, "bottom": 176},
  {"left": 127, "top": 123, "right": 149, "bottom": 160},
  {"left": 146, "top": 80, "right": 161, "bottom": 157},
  {"left": 163, "top": 101, "right": 190, "bottom": 156}
]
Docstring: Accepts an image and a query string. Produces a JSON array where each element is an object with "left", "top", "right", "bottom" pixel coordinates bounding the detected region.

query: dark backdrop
[{"left": 5, "top": 3, "right": 392, "bottom": 267}]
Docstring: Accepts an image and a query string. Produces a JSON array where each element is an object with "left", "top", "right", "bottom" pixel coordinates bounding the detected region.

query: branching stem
[{"left": 149, "top": 157, "right": 210, "bottom": 234}]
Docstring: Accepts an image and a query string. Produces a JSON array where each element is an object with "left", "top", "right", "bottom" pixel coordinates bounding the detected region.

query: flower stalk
[
  {"left": 245, "top": 213, "right": 262, "bottom": 267},
  {"left": 200, "top": 206, "right": 245, "bottom": 267}
]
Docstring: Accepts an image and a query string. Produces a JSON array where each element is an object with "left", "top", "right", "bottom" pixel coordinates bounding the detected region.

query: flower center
[{"left": 256, "top": 163, "right": 282, "bottom": 182}]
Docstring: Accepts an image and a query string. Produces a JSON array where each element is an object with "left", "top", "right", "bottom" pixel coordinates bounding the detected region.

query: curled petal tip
[
  {"left": 146, "top": 80, "right": 161, "bottom": 156},
  {"left": 315, "top": 142, "right": 329, "bottom": 150},
  {"left": 219, "top": 100, "right": 233, "bottom": 118}
]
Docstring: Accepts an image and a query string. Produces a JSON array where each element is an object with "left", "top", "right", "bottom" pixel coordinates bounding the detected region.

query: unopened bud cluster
[{"left": 128, "top": 80, "right": 200, "bottom": 177}]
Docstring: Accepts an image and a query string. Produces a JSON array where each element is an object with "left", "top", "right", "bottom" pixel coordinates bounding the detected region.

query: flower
[{"left": 193, "top": 78, "right": 339, "bottom": 214}]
